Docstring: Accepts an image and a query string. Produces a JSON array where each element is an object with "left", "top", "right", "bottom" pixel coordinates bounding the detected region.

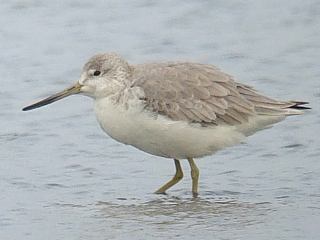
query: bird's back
[{"left": 130, "top": 62, "right": 308, "bottom": 128}]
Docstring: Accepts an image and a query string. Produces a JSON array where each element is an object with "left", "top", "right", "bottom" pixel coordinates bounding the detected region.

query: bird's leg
[
  {"left": 187, "top": 158, "right": 199, "bottom": 197},
  {"left": 155, "top": 159, "right": 183, "bottom": 194}
]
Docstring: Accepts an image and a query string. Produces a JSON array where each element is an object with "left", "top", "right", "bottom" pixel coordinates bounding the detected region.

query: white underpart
[{"left": 94, "top": 91, "right": 286, "bottom": 159}]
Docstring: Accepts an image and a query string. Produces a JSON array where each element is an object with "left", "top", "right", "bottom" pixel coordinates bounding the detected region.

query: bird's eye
[{"left": 93, "top": 70, "right": 101, "bottom": 76}]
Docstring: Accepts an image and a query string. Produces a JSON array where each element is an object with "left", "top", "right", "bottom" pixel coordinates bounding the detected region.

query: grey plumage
[{"left": 131, "top": 62, "right": 307, "bottom": 125}]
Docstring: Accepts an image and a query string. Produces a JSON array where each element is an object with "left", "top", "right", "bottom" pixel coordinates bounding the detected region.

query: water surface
[{"left": 1, "top": 0, "right": 319, "bottom": 239}]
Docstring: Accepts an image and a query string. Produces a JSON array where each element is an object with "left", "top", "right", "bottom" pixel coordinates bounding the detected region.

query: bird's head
[{"left": 22, "top": 53, "right": 131, "bottom": 111}]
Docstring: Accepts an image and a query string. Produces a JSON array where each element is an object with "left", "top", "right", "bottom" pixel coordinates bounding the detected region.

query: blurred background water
[{"left": 0, "top": 0, "right": 319, "bottom": 239}]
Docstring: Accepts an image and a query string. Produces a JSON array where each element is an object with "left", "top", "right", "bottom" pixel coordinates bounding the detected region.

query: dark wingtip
[{"left": 289, "top": 101, "right": 311, "bottom": 110}]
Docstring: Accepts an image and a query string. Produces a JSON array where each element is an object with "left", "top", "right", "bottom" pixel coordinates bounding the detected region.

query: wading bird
[{"left": 23, "top": 53, "right": 309, "bottom": 197}]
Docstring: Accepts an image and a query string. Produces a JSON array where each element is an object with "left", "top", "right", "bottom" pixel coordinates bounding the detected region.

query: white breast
[{"left": 94, "top": 96, "right": 249, "bottom": 159}]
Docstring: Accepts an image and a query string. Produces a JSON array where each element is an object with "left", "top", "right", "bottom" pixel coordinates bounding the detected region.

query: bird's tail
[
  {"left": 237, "top": 84, "right": 311, "bottom": 116},
  {"left": 284, "top": 101, "right": 311, "bottom": 115}
]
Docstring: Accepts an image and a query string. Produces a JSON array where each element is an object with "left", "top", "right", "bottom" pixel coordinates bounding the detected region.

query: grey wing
[
  {"left": 131, "top": 62, "right": 257, "bottom": 125},
  {"left": 236, "top": 83, "right": 308, "bottom": 115}
]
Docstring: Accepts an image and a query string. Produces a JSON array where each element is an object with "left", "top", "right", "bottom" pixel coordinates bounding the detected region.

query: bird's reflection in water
[{"left": 96, "top": 193, "right": 272, "bottom": 230}]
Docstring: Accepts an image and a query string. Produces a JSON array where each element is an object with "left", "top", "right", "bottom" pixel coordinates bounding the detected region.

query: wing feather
[{"left": 130, "top": 62, "right": 273, "bottom": 125}]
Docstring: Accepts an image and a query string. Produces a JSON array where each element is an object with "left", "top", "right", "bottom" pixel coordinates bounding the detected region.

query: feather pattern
[{"left": 130, "top": 62, "right": 306, "bottom": 125}]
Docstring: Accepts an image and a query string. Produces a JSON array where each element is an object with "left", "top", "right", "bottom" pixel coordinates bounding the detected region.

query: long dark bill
[{"left": 22, "top": 83, "right": 82, "bottom": 111}]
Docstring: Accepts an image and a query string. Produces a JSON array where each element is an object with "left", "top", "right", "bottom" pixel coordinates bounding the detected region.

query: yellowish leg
[
  {"left": 187, "top": 158, "right": 199, "bottom": 197},
  {"left": 155, "top": 159, "right": 183, "bottom": 194}
]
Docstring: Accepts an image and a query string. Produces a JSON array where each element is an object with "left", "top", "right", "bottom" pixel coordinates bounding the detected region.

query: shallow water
[{"left": 1, "top": 0, "right": 320, "bottom": 239}]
